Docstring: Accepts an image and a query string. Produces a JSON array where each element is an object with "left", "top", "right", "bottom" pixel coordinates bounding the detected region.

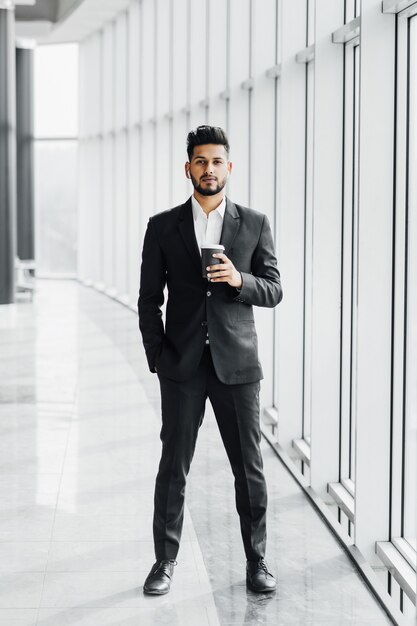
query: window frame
[
  {"left": 387, "top": 2, "right": 417, "bottom": 597},
  {"left": 340, "top": 36, "right": 360, "bottom": 489}
]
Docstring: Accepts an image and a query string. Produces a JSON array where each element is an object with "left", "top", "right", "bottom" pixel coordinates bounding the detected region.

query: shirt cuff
[{"left": 236, "top": 272, "right": 243, "bottom": 291}]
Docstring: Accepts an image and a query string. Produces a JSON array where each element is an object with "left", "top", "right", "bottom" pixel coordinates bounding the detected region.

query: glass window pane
[
  {"left": 208, "top": 0, "right": 227, "bottom": 98},
  {"left": 156, "top": 0, "right": 170, "bottom": 117},
  {"left": 115, "top": 12, "right": 127, "bottom": 130},
  {"left": 189, "top": 0, "right": 207, "bottom": 106},
  {"left": 303, "top": 60, "right": 315, "bottom": 444},
  {"left": 141, "top": 0, "right": 155, "bottom": 121},
  {"left": 34, "top": 141, "right": 78, "bottom": 274},
  {"left": 34, "top": 44, "right": 78, "bottom": 138},
  {"left": 172, "top": 113, "right": 188, "bottom": 206},
  {"left": 141, "top": 123, "right": 155, "bottom": 218},
  {"left": 114, "top": 131, "right": 128, "bottom": 296},
  {"left": 84, "top": 35, "right": 101, "bottom": 137},
  {"left": 227, "top": 93, "right": 249, "bottom": 205},
  {"left": 102, "top": 135, "right": 114, "bottom": 288},
  {"left": 252, "top": 0, "right": 276, "bottom": 74},
  {"left": 340, "top": 43, "right": 360, "bottom": 484},
  {"left": 307, "top": 0, "right": 315, "bottom": 46},
  {"left": 207, "top": 99, "right": 227, "bottom": 133},
  {"left": 128, "top": 128, "right": 140, "bottom": 303},
  {"left": 350, "top": 44, "right": 360, "bottom": 483},
  {"left": 172, "top": 0, "right": 187, "bottom": 112},
  {"left": 229, "top": 0, "right": 250, "bottom": 85},
  {"left": 128, "top": 0, "right": 140, "bottom": 127},
  {"left": 155, "top": 118, "right": 170, "bottom": 211},
  {"left": 102, "top": 23, "right": 114, "bottom": 134},
  {"left": 404, "top": 15, "right": 417, "bottom": 552}
]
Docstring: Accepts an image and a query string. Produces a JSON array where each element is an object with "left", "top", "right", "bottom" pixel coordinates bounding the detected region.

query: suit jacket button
[
  {"left": 201, "top": 321, "right": 207, "bottom": 326},
  {"left": 206, "top": 291, "right": 212, "bottom": 296}
]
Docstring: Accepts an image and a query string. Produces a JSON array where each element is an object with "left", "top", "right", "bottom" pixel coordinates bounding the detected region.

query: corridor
[{"left": 0, "top": 281, "right": 392, "bottom": 625}]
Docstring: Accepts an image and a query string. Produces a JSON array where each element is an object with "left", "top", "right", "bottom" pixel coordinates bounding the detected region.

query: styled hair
[{"left": 186, "top": 125, "right": 230, "bottom": 161}]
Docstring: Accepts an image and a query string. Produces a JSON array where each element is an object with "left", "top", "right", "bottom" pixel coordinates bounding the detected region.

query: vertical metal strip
[
  {"left": 99, "top": 30, "right": 104, "bottom": 285},
  {"left": 301, "top": 0, "right": 309, "bottom": 443},
  {"left": 389, "top": 12, "right": 399, "bottom": 544},
  {"left": 400, "top": 14, "right": 412, "bottom": 540},
  {"left": 349, "top": 44, "right": 357, "bottom": 481},
  {"left": 153, "top": 0, "right": 158, "bottom": 214},
  {"left": 226, "top": 0, "right": 230, "bottom": 133},
  {"left": 248, "top": 0, "right": 253, "bottom": 205},
  {"left": 205, "top": 0, "right": 209, "bottom": 123},
  {"left": 339, "top": 10, "right": 347, "bottom": 483},
  {"left": 169, "top": 0, "right": 173, "bottom": 204},
  {"left": 272, "top": 0, "right": 280, "bottom": 407},
  {"left": 112, "top": 20, "right": 116, "bottom": 288},
  {"left": 186, "top": 0, "right": 191, "bottom": 132}
]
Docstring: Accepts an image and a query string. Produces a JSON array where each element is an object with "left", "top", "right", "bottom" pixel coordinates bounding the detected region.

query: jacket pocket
[{"left": 237, "top": 302, "right": 254, "bottom": 322}]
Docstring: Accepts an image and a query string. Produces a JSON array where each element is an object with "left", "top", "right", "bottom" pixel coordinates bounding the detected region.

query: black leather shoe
[
  {"left": 143, "top": 560, "right": 177, "bottom": 595},
  {"left": 246, "top": 558, "right": 277, "bottom": 592}
]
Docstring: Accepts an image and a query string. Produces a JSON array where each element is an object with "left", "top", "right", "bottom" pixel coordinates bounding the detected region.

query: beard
[{"left": 190, "top": 173, "right": 228, "bottom": 196}]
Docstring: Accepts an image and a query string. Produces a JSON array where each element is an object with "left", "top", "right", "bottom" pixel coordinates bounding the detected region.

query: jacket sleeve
[
  {"left": 233, "top": 214, "right": 283, "bottom": 308},
  {"left": 137, "top": 217, "right": 166, "bottom": 373}
]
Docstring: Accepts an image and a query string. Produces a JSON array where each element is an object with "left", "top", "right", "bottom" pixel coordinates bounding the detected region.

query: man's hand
[{"left": 206, "top": 253, "right": 242, "bottom": 289}]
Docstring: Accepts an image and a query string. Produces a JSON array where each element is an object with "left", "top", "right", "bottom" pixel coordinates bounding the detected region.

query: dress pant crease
[{"left": 208, "top": 370, "right": 267, "bottom": 560}]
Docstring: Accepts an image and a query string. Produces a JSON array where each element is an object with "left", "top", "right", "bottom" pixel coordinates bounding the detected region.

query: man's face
[{"left": 185, "top": 144, "right": 232, "bottom": 196}]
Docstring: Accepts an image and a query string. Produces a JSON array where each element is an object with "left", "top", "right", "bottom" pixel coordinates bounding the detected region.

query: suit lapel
[
  {"left": 178, "top": 197, "right": 201, "bottom": 270},
  {"left": 220, "top": 197, "right": 240, "bottom": 254},
  {"left": 177, "top": 195, "right": 241, "bottom": 272}
]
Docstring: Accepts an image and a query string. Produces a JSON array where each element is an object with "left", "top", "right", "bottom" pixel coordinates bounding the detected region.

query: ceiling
[{"left": 15, "top": 0, "right": 131, "bottom": 44}]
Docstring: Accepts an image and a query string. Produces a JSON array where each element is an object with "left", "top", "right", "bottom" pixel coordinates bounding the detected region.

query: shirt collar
[{"left": 191, "top": 195, "right": 226, "bottom": 221}]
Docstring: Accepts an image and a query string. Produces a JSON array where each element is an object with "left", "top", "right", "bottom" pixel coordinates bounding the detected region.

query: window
[
  {"left": 403, "top": 13, "right": 416, "bottom": 554},
  {"left": 302, "top": 56, "right": 314, "bottom": 455},
  {"left": 301, "top": 0, "right": 315, "bottom": 470},
  {"left": 34, "top": 43, "right": 78, "bottom": 276},
  {"left": 340, "top": 38, "right": 360, "bottom": 494},
  {"left": 386, "top": 6, "right": 417, "bottom": 607}
]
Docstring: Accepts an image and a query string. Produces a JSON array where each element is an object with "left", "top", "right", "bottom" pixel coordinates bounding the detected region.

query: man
[{"left": 138, "top": 125, "right": 283, "bottom": 595}]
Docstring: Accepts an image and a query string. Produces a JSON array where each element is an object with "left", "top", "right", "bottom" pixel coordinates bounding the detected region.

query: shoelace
[
  {"left": 257, "top": 559, "right": 270, "bottom": 575},
  {"left": 154, "top": 560, "right": 177, "bottom": 578}
]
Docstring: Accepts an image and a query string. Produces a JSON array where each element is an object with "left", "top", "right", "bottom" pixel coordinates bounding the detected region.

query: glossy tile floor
[{"left": 0, "top": 280, "right": 392, "bottom": 625}]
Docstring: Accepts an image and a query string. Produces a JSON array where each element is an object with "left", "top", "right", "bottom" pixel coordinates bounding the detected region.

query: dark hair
[{"left": 186, "top": 125, "right": 230, "bottom": 161}]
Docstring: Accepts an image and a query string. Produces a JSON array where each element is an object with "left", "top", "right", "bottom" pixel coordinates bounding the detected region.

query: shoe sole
[{"left": 143, "top": 586, "right": 170, "bottom": 595}]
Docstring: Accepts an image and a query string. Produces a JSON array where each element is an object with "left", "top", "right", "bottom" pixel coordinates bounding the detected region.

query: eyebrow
[{"left": 192, "top": 155, "right": 225, "bottom": 161}]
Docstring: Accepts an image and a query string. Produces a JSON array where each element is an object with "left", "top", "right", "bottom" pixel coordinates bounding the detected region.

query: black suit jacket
[{"left": 138, "top": 196, "right": 283, "bottom": 384}]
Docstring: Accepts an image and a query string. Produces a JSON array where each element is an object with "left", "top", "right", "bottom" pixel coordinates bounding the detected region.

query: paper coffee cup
[{"left": 201, "top": 244, "right": 225, "bottom": 279}]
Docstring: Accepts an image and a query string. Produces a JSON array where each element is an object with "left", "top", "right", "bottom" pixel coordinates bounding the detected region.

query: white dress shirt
[
  {"left": 191, "top": 195, "right": 226, "bottom": 345},
  {"left": 191, "top": 194, "right": 226, "bottom": 252}
]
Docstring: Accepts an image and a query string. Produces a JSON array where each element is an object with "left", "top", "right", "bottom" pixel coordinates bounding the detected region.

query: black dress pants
[{"left": 153, "top": 344, "right": 267, "bottom": 561}]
